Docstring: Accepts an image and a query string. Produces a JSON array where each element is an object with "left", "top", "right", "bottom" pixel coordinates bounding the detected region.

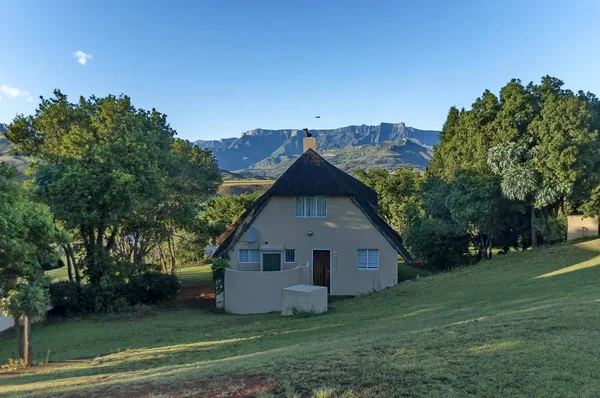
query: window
[
  {"left": 285, "top": 249, "right": 296, "bottom": 263},
  {"left": 294, "top": 196, "right": 327, "bottom": 218},
  {"left": 238, "top": 249, "right": 260, "bottom": 263},
  {"left": 357, "top": 249, "right": 379, "bottom": 270}
]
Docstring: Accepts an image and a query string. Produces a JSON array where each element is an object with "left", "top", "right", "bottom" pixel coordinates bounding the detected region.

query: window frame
[
  {"left": 238, "top": 249, "right": 260, "bottom": 264},
  {"left": 294, "top": 196, "right": 327, "bottom": 218},
  {"left": 357, "top": 249, "right": 380, "bottom": 270},
  {"left": 284, "top": 249, "right": 296, "bottom": 263}
]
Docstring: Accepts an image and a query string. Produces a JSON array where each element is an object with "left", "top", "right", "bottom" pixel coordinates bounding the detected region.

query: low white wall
[
  {"left": 0, "top": 316, "right": 14, "bottom": 333},
  {"left": 224, "top": 266, "right": 309, "bottom": 314}
]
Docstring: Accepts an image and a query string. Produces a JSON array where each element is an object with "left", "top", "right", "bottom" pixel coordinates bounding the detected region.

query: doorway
[{"left": 312, "top": 249, "right": 331, "bottom": 292}]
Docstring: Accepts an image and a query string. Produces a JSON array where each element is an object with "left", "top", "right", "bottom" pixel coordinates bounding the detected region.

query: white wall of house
[
  {"left": 567, "top": 215, "right": 599, "bottom": 242},
  {"left": 0, "top": 315, "right": 14, "bottom": 333},
  {"left": 227, "top": 196, "right": 398, "bottom": 296}
]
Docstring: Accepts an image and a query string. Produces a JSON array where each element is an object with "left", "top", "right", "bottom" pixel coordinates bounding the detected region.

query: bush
[
  {"left": 119, "top": 272, "right": 181, "bottom": 305},
  {"left": 211, "top": 258, "right": 229, "bottom": 295},
  {"left": 535, "top": 214, "right": 567, "bottom": 245},
  {"left": 404, "top": 218, "right": 471, "bottom": 270},
  {"left": 49, "top": 272, "right": 180, "bottom": 316},
  {"left": 49, "top": 281, "right": 81, "bottom": 316}
]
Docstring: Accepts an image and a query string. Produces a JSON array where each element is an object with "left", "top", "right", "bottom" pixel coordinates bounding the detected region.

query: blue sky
[{"left": 1, "top": 0, "right": 599, "bottom": 141}]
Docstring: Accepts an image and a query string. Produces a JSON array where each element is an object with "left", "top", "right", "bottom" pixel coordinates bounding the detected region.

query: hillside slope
[
  {"left": 195, "top": 122, "right": 439, "bottom": 177},
  {"left": 0, "top": 123, "right": 29, "bottom": 174},
  {"left": 1, "top": 240, "right": 600, "bottom": 396}
]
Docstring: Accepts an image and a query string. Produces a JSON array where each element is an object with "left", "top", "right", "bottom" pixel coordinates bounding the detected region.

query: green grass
[
  {"left": 176, "top": 265, "right": 212, "bottom": 283},
  {"left": 45, "top": 266, "right": 70, "bottom": 282},
  {"left": 397, "top": 261, "right": 433, "bottom": 281},
  {"left": 2, "top": 240, "right": 600, "bottom": 397}
]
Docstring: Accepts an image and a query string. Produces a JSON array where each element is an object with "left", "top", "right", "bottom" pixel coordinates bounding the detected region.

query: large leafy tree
[
  {"left": 488, "top": 77, "right": 600, "bottom": 246},
  {"left": 6, "top": 91, "right": 220, "bottom": 283},
  {"left": 430, "top": 76, "right": 600, "bottom": 248},
  {"left": 355, "top": 166, "right": 423, "bottom": 234},
  {"left": 446, "top": 171, "right": 504, "bottom": 259},
  {"left": 199, "top": 192, "right": 260, "bottom": 243},
  {"left": 0, "top": 163, "right": 58, "bottom": 366}
]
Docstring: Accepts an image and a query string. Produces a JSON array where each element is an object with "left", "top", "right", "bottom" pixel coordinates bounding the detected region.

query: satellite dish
[{"left": 246, "top": 227, "right": 259, "bottom": 243}]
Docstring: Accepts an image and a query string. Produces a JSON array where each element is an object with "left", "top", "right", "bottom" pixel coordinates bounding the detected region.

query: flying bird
[
  {"left": 303, "top": 128, "right": 312, "bottom": 137},
  {"left": 315, "top": 116, "right": 321, "bottom": 118}
]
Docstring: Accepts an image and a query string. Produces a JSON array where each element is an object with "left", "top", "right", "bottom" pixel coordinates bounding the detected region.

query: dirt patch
[
  {"left": 177, "top": 279, "right": 216, "bottom": 310},
  {"left": 0, "top": 353, "right": 112, "bottom": 378},
  {"left": 74, "top": 375, "right": 276, "bottom": 398}
]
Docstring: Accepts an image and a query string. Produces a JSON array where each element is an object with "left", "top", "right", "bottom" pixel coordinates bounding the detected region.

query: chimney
[{"left": 302, "top": 128, "right": 317, "bottom": 152}]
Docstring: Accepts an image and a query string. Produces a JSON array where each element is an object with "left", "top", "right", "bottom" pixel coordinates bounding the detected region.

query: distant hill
[
  {"left": 0, "top": 123, "right": 30, "bottom": 174},
  {"left": 195, "top": 122, "right": 439, "bottom": 178}
]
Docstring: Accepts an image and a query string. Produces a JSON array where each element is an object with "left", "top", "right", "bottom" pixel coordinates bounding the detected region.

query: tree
[
  {"left": 488, "top": 77, "right": 600, "bottom": 246},
  {"left": 0, "top": 162, "right": 58, "bottom": 367},
  {"left": 6, "top": 91, "right": 220, "bottom": 282},
  {"left": 430, "top": 76, "right": 600, "bottom": 249},
  {"left": 118, "top": 139, "right": 221, "bottom": 275},
  {"left": 404, "top": 176, "right": 471, "bottom": 269},
  {"left": 446, "top": 171, "right": 504, "bottom": 259},
  {"left": 199, "top": 192, "right": 260, "bottom": 243},
  {"left": 0, "top": 278, "right": 50, "bottom": 367},
  {"left": 355, "top": 166, "right": 423, "bottom": 234}
]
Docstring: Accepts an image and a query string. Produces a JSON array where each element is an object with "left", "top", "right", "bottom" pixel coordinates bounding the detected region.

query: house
[{"left": 213, "top": 135, "right": 412, "bottom": 314}]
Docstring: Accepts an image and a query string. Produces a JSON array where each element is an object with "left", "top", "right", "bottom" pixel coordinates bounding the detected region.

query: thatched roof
[{"left": 214, "top": 149, "right": 412, "bottom": 262}]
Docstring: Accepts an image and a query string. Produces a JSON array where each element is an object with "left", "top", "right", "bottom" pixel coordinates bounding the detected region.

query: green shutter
[{"left": 263, "top": 253, "right": 281, "bottom": 272}]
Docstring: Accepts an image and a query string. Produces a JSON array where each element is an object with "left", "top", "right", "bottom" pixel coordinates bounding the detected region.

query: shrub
[
  {"left": 404, "top": 218, "right": 471, "bottom": 270},
  {"left": 535, "top": 214, "right": 567, "bottom": 245},
  {"left": 119, "top": 272, "right": 181, "bottom": 305},
  {"left": 211, "top": 258, "right": 229, "bottom": 295},
  {"left": 49, "top": 281, "right": 81, "bottom": 316},
  {"left": 49, "top": 272, "right": 180, "bottom": 316}
]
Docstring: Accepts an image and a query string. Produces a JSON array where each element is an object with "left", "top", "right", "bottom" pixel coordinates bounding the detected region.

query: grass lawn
[
  {"left": 2, "top": 240, "right": 600, "bottom": 397},
  {"left": 397, "top": 261, "right": 433, "bottom": 281},
  {"left": 177, "top": 265, "right": 213, "bottom": 283},
  {"left": 45, "top": 265, "right": 70, "bottom": 282}
]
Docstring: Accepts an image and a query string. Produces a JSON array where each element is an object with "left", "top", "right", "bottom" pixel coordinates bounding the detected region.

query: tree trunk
[
  {"left": 16, "top": 319, "right": 23, "bottom": 360},
  {"left": 65, "top": 244, "right": 81, "bottom": 285},
  {"left": 22, "top": 316, "right": 32, "bottom": 367},
  {"left": 65, "top": 248, "right": 74, "bottom": 283},
  {"left": 531, "top": 206, "right": 538, "bottom": 248},
  {"left": 167, "top": 233, "right": 176, "bottom": 274}
]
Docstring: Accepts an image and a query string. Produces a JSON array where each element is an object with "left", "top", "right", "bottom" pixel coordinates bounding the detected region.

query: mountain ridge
[{"left": 195, "top": 122, "right": 439, "bottom": 178}]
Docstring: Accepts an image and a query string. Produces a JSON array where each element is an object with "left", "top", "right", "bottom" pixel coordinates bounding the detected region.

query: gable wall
[{"left": 227, "top": 196, "right": 398, "bottom": 295}]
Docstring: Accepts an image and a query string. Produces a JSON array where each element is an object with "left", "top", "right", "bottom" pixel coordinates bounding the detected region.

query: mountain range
[{"left": 195, "top": 122, "right": 439, "bottom": 178}]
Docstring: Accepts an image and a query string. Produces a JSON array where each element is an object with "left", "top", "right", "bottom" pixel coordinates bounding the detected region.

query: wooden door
[
  {"left": 263, "top": 253, "right": 281, "bottom": 272},
  {"left": 312, "top": 250, "right": 330, "bottom": 292}
]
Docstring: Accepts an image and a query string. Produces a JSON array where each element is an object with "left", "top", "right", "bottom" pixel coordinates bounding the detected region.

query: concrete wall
[
  {"left": 227, "top": 196, "right": 398, "bottom": 296},
  {"left": 567, "top": 215, "right": 599, "bottom": 242},
  {"left": 224, "top": 266, "right": 309, "bottom": 314},
  {"left": 0, "top": 316, "right": 14, "bottom": 333}
]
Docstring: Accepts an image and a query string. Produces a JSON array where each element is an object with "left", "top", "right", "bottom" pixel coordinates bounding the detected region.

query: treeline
[{"left": 358, "top": 76, "right": 600, "bottom": 269}]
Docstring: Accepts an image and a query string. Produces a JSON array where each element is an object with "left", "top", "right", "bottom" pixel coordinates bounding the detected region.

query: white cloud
[
  {"left": 0, "top": 84, "right": 30, "bottom": 98},
  {"left": 0, "top": 84, "right": 31, "bottom": 102},
  {"left": 74, "top": 50, "right": 93, "bottom": 65}
]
